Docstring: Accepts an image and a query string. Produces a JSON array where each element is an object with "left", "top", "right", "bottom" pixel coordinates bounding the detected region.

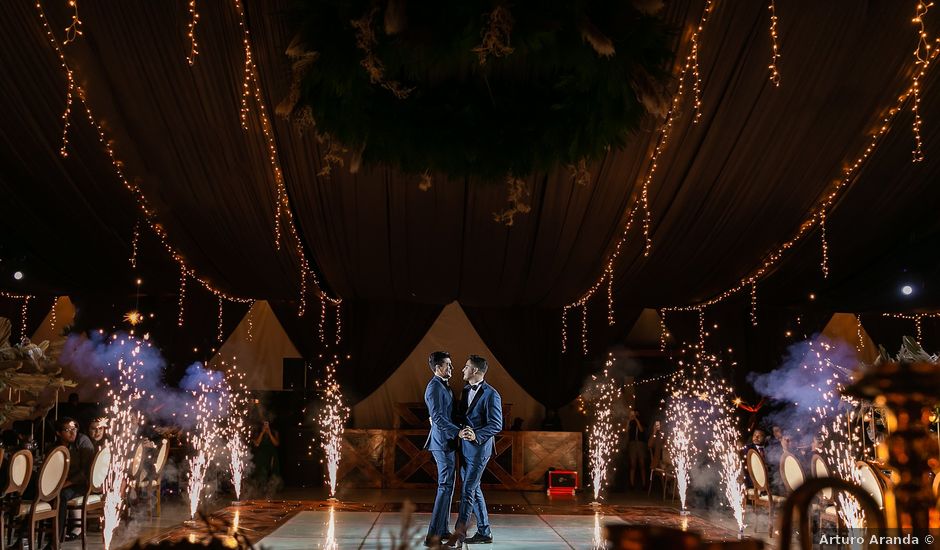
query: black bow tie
[{"left": 468, "top": 384, "right": 481, "bottom": 391}]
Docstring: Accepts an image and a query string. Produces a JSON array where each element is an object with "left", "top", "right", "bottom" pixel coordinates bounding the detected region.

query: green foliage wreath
[{"left": 279, "top": 0, "right": 674, "bottom": 180}]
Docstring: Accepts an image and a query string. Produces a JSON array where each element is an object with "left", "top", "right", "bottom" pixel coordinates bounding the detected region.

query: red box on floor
[{"left": 547, "top": 470, "right": 578, "bottom": 496}]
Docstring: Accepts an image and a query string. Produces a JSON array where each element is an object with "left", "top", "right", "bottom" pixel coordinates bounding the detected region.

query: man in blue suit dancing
[
  {"left": 453, "top": 354, "right": 503, "bottom": 545},
  {"left": 424, "top": 351, "right": 460, "bottom": 547}
]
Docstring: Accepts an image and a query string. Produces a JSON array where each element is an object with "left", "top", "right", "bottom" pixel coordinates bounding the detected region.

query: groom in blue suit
[
  {"left": 453, "top": 355, "right": 503, "bottom": 545},
  {"left": 423, "top": 351, "right": 460, "bottom": 547}
]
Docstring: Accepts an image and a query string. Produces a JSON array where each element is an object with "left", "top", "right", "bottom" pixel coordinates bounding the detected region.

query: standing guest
[
  {"left": 252, "top": 418, "right": 281, "bottom": 492},
  {"left": 453, "top": 354, "right": 502, "bottom": 546},
  {"left": 423, "top": 351, "right": 459, "bottom": 547},
  {"left": 648, "top": 420, "right": 666, "bottom": 471},
  {"left": 87, "top": 417, "right": 109, "bottom": 450},
  {"left": 55, "top": 416, "right": 95, "bottom": 541},
  {"left": 626, "top": 409, "right": 646, "bottom": 488}
]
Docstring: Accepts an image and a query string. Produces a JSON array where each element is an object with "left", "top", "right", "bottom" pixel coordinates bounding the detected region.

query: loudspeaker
[{"left": 282, "top": 358, "right": 307, "bottom": 391}]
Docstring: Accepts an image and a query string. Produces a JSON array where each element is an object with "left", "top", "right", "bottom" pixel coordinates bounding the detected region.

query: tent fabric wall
[
  {"left": 210, "top": 301, "right": 301, "bottom": 391},
  {"left": 820, "top": 313, "right": 877, "bottom": 364},
  {"left": 353, "top": 302, "right": 544, "bottom": 430}
]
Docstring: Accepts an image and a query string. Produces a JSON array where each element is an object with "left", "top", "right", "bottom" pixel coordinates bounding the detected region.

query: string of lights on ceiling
[
  {"left": 881, "top": 311, "right": 940, "bottom": 342},
  {"left": 768, "top": 0, "right": 781, "bottom": 86},
  {"left": 231, "top": 0, "right": 343, "bottom": 342},
  {"left": 566, "top": 1, "right": 936, "bottom": 356},
  {"left": 660, "top": 2, "right": 938, "bottom": 325},
  {"left": 562, "top": 1, "right": 717, "bottom": 354},
  {"left": 31, "top": 1, "right": 345, "bottom": 348}
]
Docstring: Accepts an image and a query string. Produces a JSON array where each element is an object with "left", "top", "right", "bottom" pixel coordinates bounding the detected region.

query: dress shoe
[
  {"left": 424, "top": 533, "right": 454, "bottom": 547},
  {"left": 464, "top": 533, "right": 493, "bottom": 544}
]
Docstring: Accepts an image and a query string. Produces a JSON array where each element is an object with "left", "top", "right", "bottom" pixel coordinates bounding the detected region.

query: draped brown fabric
[{"left": 2, "top": 0, "right": 940, "bottom": 401}]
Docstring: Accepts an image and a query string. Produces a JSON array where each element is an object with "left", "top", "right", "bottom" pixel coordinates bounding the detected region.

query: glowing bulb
[
  {"left": 901, "top": 284, "right": 914, "bottom": 295},
  {"left": 809, "top": 293, "right": 816, "bottom": 300},
  {"left": 12, "top": 271, "right": 23, "bottom": 280}
]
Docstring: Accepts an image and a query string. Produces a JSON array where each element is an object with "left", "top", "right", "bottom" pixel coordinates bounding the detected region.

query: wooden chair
[
  {"left": 811, "top": 453, "right": 839, "bottom": 528},
  {"left": 136, "top": 440, "right": 168, "bottom": 516},
  {"left": 66, "top": 446, "right": 110, "bottom": 550},
  {"left": 17, "top": 446, "right": 69, "bottom": 550},
  {"left": 1, "top": 450, "right": 32, "bottom": 550},
  {"left": 855, "top": 460, "right": 885, "bottom": 510},
  {"left": 779, "top": 451, "right": 805, "bottom": 495},
  {"left": 745, "top": 449, "right": 784, "bottom": 537}
]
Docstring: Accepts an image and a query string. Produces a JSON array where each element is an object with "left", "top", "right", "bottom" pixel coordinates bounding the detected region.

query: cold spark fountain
[
  {"left": 316, "top": 357, "right": 350, "bottom": 497},
  {"left": 101, "top": 338, "right": 147, "bottom": 550},
  {"left": 186, "top": 375, "right": 226, "bottom": 519},
  {"left": 583, "top": 357, "right": 624, "bottom": 502},
  {"left": 223, "top": 366, "right": 250, "bottom": 501}
]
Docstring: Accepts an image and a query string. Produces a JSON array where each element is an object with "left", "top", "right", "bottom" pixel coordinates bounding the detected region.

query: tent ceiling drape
[{"left": 3, "top": 0, "right": 940, "bottom": 396}]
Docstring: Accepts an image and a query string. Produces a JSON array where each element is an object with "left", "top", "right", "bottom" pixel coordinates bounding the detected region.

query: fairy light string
[
  {"left": 768, "top": 0, "right": 781, "bottom": 86},
  {"left": 50, "top": 296, "right": 59, "bottom": 333},
  {"left": 63, "top": 0, "right": 82, "bottom": 45},
  {"left": 20, "top": 296, "right": 31, "bottom": 343},
  {"left": 35, "top": 1, "right": 296, "bottom": 331},
  {"left": 562, "top": 2, "right": 716, "bottom": 351},
  {"left": 662, "top": 26, "right": 940, "bottom": 319},
  {"left": 882, "top": 311, "right": 940, "bottom": 342},
  {"left": 911, "top": 1, "right": 933, "bottom": 161},
  {"left": 186, "top": 0, "right": 200, "bottom": 66},
  {"left": 232, "top": 0, "right": 340, "bottom": 319}
]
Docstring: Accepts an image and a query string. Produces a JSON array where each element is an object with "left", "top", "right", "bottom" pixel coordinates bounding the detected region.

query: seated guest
[
  {"left": 55, "top": 416, "right": 95, "bottom": 541},
  {"left": 766, "top": 426, "right": 787, "bottom": 493},
  {"left": 87, "top": 417, "right": 109, "bottom": 450},
  {"left": 742, "top": 428, "right": 766, "bottom": 489}
]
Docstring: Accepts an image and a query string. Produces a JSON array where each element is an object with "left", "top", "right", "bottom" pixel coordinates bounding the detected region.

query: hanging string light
[
  {"left": 606, "top": 265, "right": 615, "bottom": 325},
  {"left": 129, "top": 220, "right": 140, "bottom": 268},
  {"left": 232, "top": 0, "right": 339, "bottom": 320},
  {"left": 217, "top": 296, "right": 224, "bottom": 344},
  {"left": 856, "top": 314, "right": 864, "bottom": 353},
  {"left": 36, "top": 4, "right": 75, "bottom": 157},
  {"left": 767, "top": 0, "right": 781, "bottom": 86},
  {"left": 36, "top": 1, "right": 259, "bottom": 327},
  {"left": 581, "top": 302, "right": 589, "bottom": 355},
  {"left": 186, "top": 0, "right": 200, "bottom": 66},
  {"left": 333, "top": 298, "right": 342, "bottom": 345},
  {"left": 63, "top": 0, "right": 82, "bottom": 45},
  {"left": 662, "top": 32, "right": 940, "bottom": 317},
  {"left": 911, "top": 1, "right": 934, "bottom": 161},
  {"left": 561, "top": 305, "right": 570, "bottom": 353},
  {"left": 20, "top": 296, "right": 31, "bottom": 343},
  {"left": 562, "top": 2, "right": 718, "bottom": 352},
  {"left": 659, "top": 309, "right": 668, "bottom": 351},
  {"left": 697, "top": 307, "right": 705, "bottom": 349},
  {"left": 820, "top": 209, "right": 830, "bottom": 278},
  {"left": 245, "top": 301, "right": 256, "bottom": 343},
  {"left": 881, "top": 311, "right": 940, "bottom": 342},
  {"left": 178, "top": 264, "right": 187, "bottom": 327},
  {"left": 570, "top": 4, "right": 939, "bottom": 347},
  {"left": 50, "top": 296, "right": 59, "bottom": 334},
  {"left": 749, "top": 282, "right": 758, "bottom": 326}
]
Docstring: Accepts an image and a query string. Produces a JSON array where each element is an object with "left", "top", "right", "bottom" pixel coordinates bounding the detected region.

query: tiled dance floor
[{"left": 143, "top": 492, "right": 741, "bottom": 550}]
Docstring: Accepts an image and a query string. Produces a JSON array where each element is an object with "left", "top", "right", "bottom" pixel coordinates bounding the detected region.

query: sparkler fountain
[
  {"left": 223, "top": 367, "right": 250, "bottom": 503},
  {"left": 186, "top": 374, "right": 226, "bottom": 520},
  {"left": 582, "top": 358, "right": 624, "bottom": 503},
  {"left": 315, "top": 357, "right": 350, "bottom": 498},
  {"left": 101, "top": 338, "right": 147, "bottom": 550}
]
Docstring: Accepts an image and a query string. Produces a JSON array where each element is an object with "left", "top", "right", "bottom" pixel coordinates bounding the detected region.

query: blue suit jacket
[
  {"left": 459, "top": 381, "right": 503, "bottom": 458},
  {"left": 424, "top": 376, "right": 460, "bottom": 451}
]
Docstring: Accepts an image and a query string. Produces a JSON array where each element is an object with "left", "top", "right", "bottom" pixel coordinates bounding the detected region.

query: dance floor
[{"left": 140, "top": 489, "right": 745, "bottom": 550}]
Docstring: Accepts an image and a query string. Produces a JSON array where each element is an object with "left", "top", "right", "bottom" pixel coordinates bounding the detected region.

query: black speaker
[{"left": 282, "top": 358, "right": 307, "bottom": 391}]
